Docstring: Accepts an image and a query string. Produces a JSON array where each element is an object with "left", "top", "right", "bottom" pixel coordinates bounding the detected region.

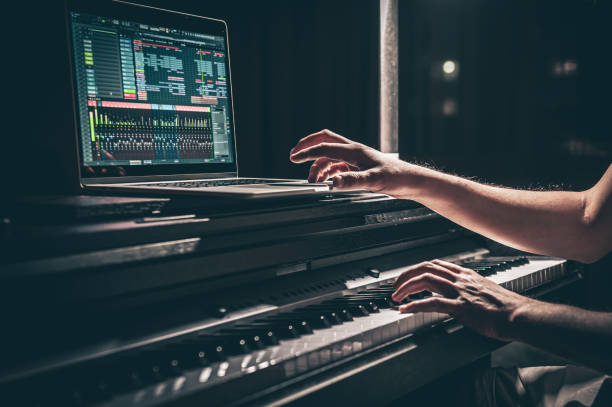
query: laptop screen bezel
[{"left": 65, "top": 0, "right": 239, "bottom": 184}]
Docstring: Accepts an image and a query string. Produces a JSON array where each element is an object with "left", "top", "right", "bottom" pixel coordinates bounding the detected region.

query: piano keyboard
[{"left": 13, "top": 256, "right": 568, "bottom": 407}]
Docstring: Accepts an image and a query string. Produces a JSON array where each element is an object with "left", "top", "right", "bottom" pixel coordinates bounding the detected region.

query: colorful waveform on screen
[{"left": 87, "top": 102, "right": 214, "bottom": 161}]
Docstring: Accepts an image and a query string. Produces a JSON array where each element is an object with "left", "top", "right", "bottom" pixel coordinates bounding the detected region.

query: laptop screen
[{"left": 67, "top": 1, "right": 237, "bottom": 179}]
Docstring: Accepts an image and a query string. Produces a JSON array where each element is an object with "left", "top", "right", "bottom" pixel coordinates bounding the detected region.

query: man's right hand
[{"left": 289, "top": 129, "right": 423, "bottom": 198}]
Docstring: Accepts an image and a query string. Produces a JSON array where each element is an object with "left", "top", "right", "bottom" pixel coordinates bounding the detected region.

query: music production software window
[{"left": 70, "top": 12, "right": 234, "bottom": 166}]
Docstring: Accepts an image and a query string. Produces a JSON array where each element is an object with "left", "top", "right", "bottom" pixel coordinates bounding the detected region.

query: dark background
[
  {"left": 399, "top": 0, "right": 611, "bottom": 189},
  {"left": 4, "top": 0, "right": 611, "bottom": 198}
]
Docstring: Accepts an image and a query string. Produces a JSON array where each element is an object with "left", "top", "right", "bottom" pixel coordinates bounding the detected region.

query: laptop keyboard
[{"left": 147, "top": 179, "right": 281, "bottom": 189}]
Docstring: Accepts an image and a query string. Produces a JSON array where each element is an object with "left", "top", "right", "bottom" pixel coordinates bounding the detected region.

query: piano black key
[
  {"left": 197, "top": 334, "right": 246, "bottom": 357},
  {"left": 248, "top": 321, "right": 301, "bottom": 339},
  {"left": 163, "top": 341, "right": 210, "bottom": 368},
  {"left": 326, "top": 300, "right": 370, "bottom": 317},
  {"left": 300, "top": 304, "right": 353, "bottom": 322},
  {"left": 223, "top": 326, "right": 279, "bottom": 347},
  {"left": 278, "top": 311, "right": 332, "bottom": 329},
  {"left": 263, "top": 317, "right": 313, "bottom": 335},
  {"left": 348, "top": 294, "right": 392, "bottom": 309}
]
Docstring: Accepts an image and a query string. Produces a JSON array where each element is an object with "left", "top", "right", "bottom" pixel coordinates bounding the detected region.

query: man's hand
[
  {"left": 392, "top": 259, "right": 612, "bottom": 373},
  {"left": 289, "top": 129, "right": 421, "bottom": 197},
  {"left": 392, "top": 259, "right": 531, "bottom": 341}
]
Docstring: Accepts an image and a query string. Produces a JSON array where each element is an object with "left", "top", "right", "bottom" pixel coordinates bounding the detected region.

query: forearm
[
  {"left": 508, "top": 300, "right": 612, "bottom": 374},
  {"left": 399, "top": 166, "right": 609, "bottom": 263}
]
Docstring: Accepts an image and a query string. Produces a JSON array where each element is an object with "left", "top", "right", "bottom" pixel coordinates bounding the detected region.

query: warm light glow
[
  {"left": 442, "top": 99, "right": 458, "bottom": 116},
  {"left": 442, "top": 60, "right": 456, "bottom": 75},
  {"left": 553, "top": 60, "right": 577, "bottom": 77}
]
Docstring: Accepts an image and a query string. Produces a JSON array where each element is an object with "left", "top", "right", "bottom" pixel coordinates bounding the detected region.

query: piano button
[{"left": 367, "top": 268, "right": 381, "bottom": 278}]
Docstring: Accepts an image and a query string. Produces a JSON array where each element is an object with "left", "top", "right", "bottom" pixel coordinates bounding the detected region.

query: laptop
[{"left": 65, "top": 0, "right": 333, "bottom": 199}]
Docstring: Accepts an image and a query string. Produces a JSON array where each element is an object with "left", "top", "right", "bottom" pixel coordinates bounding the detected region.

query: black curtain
[{"left": 4, "top": 0, "right": 379, "bottom": 197}]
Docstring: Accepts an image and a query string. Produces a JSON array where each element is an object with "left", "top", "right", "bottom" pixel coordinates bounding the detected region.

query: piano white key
[{"left": 487, "top": 259, "right": 565, "bottom": 293}]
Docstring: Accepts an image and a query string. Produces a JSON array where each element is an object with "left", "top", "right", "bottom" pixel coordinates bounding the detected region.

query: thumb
[{"left": 332, "top": 169, "right": 379, "bottom": 190}]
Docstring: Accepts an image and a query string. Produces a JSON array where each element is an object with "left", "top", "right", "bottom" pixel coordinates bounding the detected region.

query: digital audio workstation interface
[{"left": 70, "top": 12, "right": 234, "bottom": 167}]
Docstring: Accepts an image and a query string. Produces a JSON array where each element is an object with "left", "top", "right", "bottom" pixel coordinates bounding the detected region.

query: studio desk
[{"left": 0, "top": 192, "right": 583, "bottom": 406}]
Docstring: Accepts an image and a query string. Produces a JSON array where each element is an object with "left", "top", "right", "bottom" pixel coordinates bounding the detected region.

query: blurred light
[
  {"left": 442, "top": 99, "right": 457, "bottom": 116},
  {"left": 552, "top": 60, "right": 577, "bottom": 77},
  {"left": 442, "top": 60, "right": 456, "bottom": 74},
  {"left": 441, "top": 60, "right": 459, "bottom": 81}
]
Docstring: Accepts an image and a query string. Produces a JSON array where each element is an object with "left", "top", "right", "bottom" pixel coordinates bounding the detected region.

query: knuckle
[
  {"left": 430, "top": 298, "right": 443, "bottom": 306},
  {"left": 422, "top": 261, "right": 437, "bottom": 271},
  {"left": 414, "top": 273, "right": 429, "bottom": 284},
  {"left": 422, "top": 273, "right": 437, "bottom": 282},
  {"left": 317, "top": 142, "right": 331, "bottom": 152}
]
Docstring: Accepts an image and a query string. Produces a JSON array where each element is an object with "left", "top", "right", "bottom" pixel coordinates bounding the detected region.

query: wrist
[
  {"left": 504, "top": 297, "right": 541, "bottom": 341},
  {"left": 394, "top": 164, "right": 444, "bottom": 201}
]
